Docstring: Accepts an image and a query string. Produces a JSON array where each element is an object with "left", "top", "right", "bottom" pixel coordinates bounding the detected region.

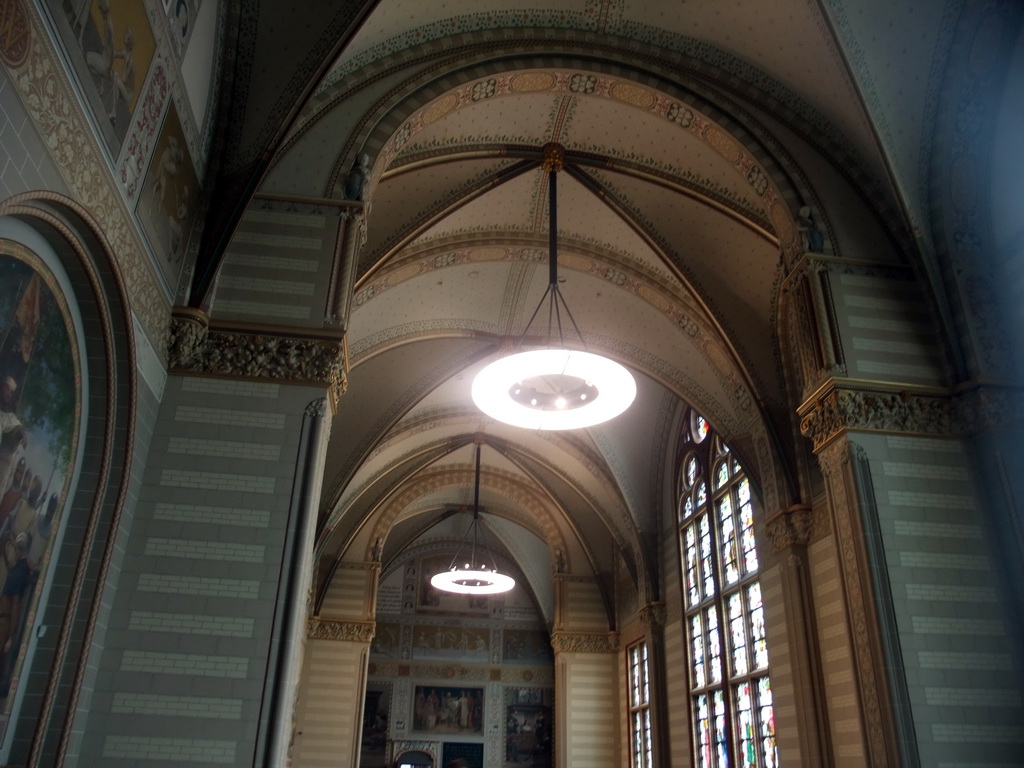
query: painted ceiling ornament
[
  {"left": 0, "top": 0, "right": 30, "bottom": 68},
  {"left": 472, "top": 143, "right": 636, "bottom": 430}
]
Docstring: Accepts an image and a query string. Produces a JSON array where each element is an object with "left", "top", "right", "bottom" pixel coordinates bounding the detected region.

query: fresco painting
[
  {"left": 59, "top": 0, "right": 157, "bottom": 146},
  {"left": 412, "top": 624, "right": 489, "bottom": 662},
  {"left": 360, "top": 686, "right": 389, "bottom": 768},
  {"left": 136, "top": 102, "right": 199, "bottom": 289},
  {"left": 505, "top": 688, "right": 553, "bottom": 767},
  {"left": 0, "top": 248, "right": 80, "bottom": 743},
  {"left": 413, "top": 686, "right": 483, "bottom": 735}
]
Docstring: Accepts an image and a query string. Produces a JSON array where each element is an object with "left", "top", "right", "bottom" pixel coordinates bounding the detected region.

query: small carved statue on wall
[
  {"left": 797, "top": 206, "right": 824, "bottom": 253},
  {"left": 343, "top": 153, "right": 371, "bottom": 201}
]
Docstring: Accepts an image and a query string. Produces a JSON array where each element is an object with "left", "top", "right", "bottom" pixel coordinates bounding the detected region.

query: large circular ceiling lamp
[
  {"left": 430, "top": 441, "right": 515, "bottom": 595},
  {"left": 472, "top": 143, "right": 636, "bottom": 430}
]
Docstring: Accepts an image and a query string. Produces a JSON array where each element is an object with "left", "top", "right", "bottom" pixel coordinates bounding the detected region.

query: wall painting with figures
[
  {"left": 0, "top": 245, "right": 80, "bottom": 747},
  {"left": 136, "top": 102, "right": 199, "bottom": 289},
  {"left": 55, "top": 0, "right": 158, "bottom": 149}
]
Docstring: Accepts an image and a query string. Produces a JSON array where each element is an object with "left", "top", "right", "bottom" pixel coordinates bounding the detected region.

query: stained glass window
[
  {"left": 677, "top": 410, "right": 778, "bottom": 768},
  {"left": 628, "top": 641, "right": 654, "bottom": 768}
]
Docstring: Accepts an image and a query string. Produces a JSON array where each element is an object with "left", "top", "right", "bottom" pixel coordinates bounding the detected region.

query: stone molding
[
  {"left": 168, "top": 308, "right": 349, "bottom": 407},
  {"left": 550, "top": 631, "right": 619, "bottom": 654},
  {"left": 308, "top": 618, "right": 375, "bottom": 643},
  {"left": 763, "top": 504, "right": 818, "bottom": 552}
]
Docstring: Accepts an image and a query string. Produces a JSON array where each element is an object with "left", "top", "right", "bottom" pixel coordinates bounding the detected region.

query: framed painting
[
  {"left": 412, "top": 685, "right": 483, "bottom": 735},
  {"left": 0, "top": 243, "right": 81, "bottom": 748}
]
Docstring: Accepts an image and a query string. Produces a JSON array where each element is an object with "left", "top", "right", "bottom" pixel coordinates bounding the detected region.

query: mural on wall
[
  {"left": 371, "top": 621, "right": 401, "bottom": 657},
  {"left": 136, "top": 101, "right": 198, "bottom": 289},
  {"left": 502, "top": 629, "right": 553, "bottom": 664},
  {"left": 0, "top": 247, "right": 79, "bottom": 743},
  {"left": 413, "top": 686, "right": 483, "bottom": 735},
  {"left": 418, "top": 555, "right": 490, "bottom": 616},
  {"left": 360, "top": 686, "right": 390, "bottom": 768},
  {"left": 412, "top": 624, "right": 489, "bottom": 662},
  {"left": 505, "top": 688, "right": 553, "bottom": 767},
  {"left": 57, "top": 0, "right": 157, "bottom": 147}
]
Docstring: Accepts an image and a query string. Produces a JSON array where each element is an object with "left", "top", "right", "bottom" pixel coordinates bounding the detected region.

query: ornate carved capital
[
  {"left": 799, "top": 381, "right": 952, "bottom": 451},
  {"left": 638, "top": 602, "right": 666, "bottom": 629},
  {"left": 764, "top": 504, "right": 817, "bottom": 552},
  {"left": 308, "top": 618, "right": 375, "bottom": 643},
  {"left": 168, "top": 309, "right": 349, "bottom": 407},
  {"left": 550, "top": 631, "right": 619, "bottom": 654}
]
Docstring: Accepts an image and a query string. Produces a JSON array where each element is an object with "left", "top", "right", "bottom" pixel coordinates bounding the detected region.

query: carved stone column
[
  {"left": 816, "top": 439, "right": 912, "bottom": 768},
  {"left": 763, "top": 504, "right": 830, "bottom": 768},
  {"left": 326, "top": 205, "right": 367, "bottom": 332}
]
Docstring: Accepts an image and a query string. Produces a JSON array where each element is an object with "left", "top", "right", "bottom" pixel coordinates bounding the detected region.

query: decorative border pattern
[
  {"left": 550, "top": 631, "right": 619, "bottom": 654},
  {"left": 308, "top": 618, "right": 375, "bottom": 643}
]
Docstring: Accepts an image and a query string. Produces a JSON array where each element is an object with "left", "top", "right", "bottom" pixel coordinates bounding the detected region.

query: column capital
[
  {"left": 799, "top": 379, "right": 953, "bottom": 452},
  {"left": 763, "top": 504, "right": 818, "bottom": 553},
  {"left": 168, "top": 308, "right": 349, "bottom": 410},
  {"left": 638, "top": 602, "right": 666, "bottom": 629}
]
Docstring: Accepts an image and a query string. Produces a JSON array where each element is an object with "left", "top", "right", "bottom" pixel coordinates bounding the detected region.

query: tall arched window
[{"left": 677, "top": 410, "right": 778, "bottom": 768}]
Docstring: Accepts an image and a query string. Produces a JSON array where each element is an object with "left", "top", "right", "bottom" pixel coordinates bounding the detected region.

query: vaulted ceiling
[{"left": 193, "top": 0, "right": 1017, "bottom": 621}]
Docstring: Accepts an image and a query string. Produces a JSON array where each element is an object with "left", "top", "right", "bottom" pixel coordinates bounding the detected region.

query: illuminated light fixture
[
  {"left": 472, "top": 143, "right": 636, "bottom": 429},
  {"left": 430, "top": 441, "right": 515, "bottom": 595}
]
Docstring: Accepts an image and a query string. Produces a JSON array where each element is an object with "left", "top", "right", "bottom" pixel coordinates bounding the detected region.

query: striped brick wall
[
  {"left": 75, "top": 374, "right": 323, "bottom": 766},
  {"left": 661, "top": 517, "right": 692, "bottom": 768},
  {"left": 859, "top": 433, "right": 1024, "bottom": 767},
  {"left": 832, "top": 269, "right": 947, "bottom": 386},
  {"left": 211, "top": 204, "right": 341, "bottom": 326},
  {"left": 291, "top": 639, "right": 368, "bottom": 767},
  {"left": 559, "top": 652, "right": 620, "bottom": 767},
  {"left": 809, "top": 534, "right": 866, "bottom": 766},
  {"left": 758, "top": 563, "right": 801, "bottom": 764},
  {"left": 560, "top": 578, "right": 609, "bottom": 632}
]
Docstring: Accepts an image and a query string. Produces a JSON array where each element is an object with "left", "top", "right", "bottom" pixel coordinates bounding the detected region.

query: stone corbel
[{"left": 168, "top": 308, "right": 349, "bottom": 410}]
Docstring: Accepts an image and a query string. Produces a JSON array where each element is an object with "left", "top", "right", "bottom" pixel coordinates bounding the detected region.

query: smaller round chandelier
[
  {"left": 472, "top": 143, "right": 636, "bottom": 430},
  {"left": 430, "top": 441, "right": 516, "bottom": 595}
]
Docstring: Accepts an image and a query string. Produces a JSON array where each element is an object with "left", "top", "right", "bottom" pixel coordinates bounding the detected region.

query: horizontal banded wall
[
  {"left": 558, "top": 651, "right": 619, "bottom": 768},
  {"left": 856, "top": 433, "right": 1024, "bottom": 768},
  {"left": 75, "top": 374, "right": 323, "bottom": 767},
  {"left": 212, "top": 199, "right": 348, "bottom": 327},
  {"left": 661, "top": 512, "right": 692, "bottom": 768},
  {"left": 292, "top": 637, "right": 367, "bottom": 768},
  {"left": 829, "top": 263, "right": 947, "bottom": 387},
  {"left": 808, "top": 532, "right": 865, "bottom": 766}
]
